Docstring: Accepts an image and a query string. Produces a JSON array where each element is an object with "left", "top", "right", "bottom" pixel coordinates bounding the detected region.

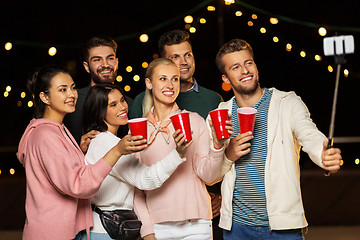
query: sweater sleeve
[
  {"left": 134, "top": 188, "right": 155, "bottom": 237},
  {"left": 110, "top": 149, "right": 186, "bottom": 190},
  {"left": 129, "top": 92, "right": 145, "bottom": 118},
  {"left": 289, "top": 94, "right": 326, "bottom": 167},
  {"left": 34, "top": 127, "right": 111, "bottom": 199},
  {"left": 192, "top": 113, "right": 226, "bottom": 184}
]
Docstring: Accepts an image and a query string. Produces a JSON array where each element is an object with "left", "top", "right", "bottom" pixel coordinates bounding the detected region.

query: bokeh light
[
  {"left": 48, "top": 47, "right": 57, "bottom": 56},
  {"left": 235, "top": 11, "right": 242, "bottom": 17},
  {"left": 126, "top": 66, "right": 133, "bottom": 72},
  {"left": 124, "top": 85, "right": 131, "bottom": 92},
  {"left": 207, "top": 6, "right": 215, "bottom": 11},
  {"left": 270, "top": 17, "right": 278, "bottom": 24},
  {"left": 184, "top": 15, "right": 193, "bottom": 24},
  {"left": 142, "top": 62, "right": 149, "bottom": 68},
  {"left": 5, "top": 42, "right": 12, "bottom": 50},
  {"left": 139, "top": 34, "right": 149, "bottom": 43},
  {"left": 222, "top": 82, "right": 232, "bottom": 91},
  {"left": 116, "top": 75, "right": 123, "bottom": 82},
  {"left": 133, "top": 75, "right": 140, "bottom": 82},
  {"left": 318, "top": 27, "right": 327, "bottom": 36}
]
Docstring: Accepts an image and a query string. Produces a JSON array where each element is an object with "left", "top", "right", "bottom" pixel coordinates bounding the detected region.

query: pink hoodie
[{"left": 17, "top": 118, "right": 111, "bottom": 240}]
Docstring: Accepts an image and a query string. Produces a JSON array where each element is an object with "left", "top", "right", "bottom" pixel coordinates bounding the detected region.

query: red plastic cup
[
  {"left": 128, "top": 118, "right": 148, "bottom": 143},
  {"left": 237, "top": 107, "right": 257, "bottom": 134},
  {"left": 209, "top": 109, "right": 229, "bottom": 140},
  {"left": 170, "top": 112, "right": 192, "bottom": 143}
]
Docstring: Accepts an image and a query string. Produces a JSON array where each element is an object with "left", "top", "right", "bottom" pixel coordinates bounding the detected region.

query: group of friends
[{"left": 17, "top": 29, "right": 342, "bottom": 240}]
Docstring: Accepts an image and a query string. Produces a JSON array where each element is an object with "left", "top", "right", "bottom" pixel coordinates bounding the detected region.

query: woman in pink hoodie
[{"left": 17, "top": 65, "right": 147, "bottom": 240}]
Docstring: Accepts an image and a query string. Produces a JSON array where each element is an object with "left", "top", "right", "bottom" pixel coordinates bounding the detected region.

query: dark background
[{"left": 0, "top": 0, "right": 359, "bottom": 230}]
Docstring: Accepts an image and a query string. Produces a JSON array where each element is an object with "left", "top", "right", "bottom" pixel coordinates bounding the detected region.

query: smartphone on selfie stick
[{"left": 323, "top": 35, "right": 354, "bottom": 176}]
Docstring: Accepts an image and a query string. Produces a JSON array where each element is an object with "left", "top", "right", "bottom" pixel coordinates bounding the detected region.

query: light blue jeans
[
  {"left": 153, "top": 219, "right": 212, "bottom": 240},
  {"left": 78, "top": 231, "right": 113, "bottom": 240},
  {"left": 223, "top": 222, "right": 304, "bottom": 240}
]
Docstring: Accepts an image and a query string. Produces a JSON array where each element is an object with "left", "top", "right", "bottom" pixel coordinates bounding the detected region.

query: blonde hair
[{"left": 142, "top": 58, "right": 178, "bottom": 117}]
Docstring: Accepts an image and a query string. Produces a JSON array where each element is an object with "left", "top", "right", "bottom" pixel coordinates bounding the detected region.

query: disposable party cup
[
  {"left": 170, "top": 112, "right": 192, "bottom": 143},
  {"left": 127, "top": 118, "right": 148, "bottom": 143},
  {"left": 237, "top": 107, "right": 257, "bottom": 134},
  {"left": 209, "top": 109, "right": 229, "bottom": 140}
]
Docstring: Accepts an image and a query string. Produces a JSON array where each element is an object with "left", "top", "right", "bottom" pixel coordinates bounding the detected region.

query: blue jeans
[
  {"left": 73, "top": 230, "right": 85, "bottom": 240},
  {"left": 78, "top": 231, "right": 113, "bottom": 240},
  {"left": 223, "top": 222, "right": 303, "bottom": 240}
]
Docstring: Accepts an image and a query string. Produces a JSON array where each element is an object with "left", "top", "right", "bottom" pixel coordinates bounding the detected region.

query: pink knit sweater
[
  {"left": 17, "top": 118, "right": 111, "bottom": 240},
  {"left": 134, "top": 110, "right": 225, "bottom": 237}
]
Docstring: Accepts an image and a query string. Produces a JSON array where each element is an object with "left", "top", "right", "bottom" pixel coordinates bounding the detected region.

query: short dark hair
[
  {"left": 27, "top": 65, "right": 69, "bottom": 118},
  {"left": 215, "top": 39, "right": 254, "bottom": 74},
  {"left": 158, "top": 30, "right": 192, "bottom": 57},
  {"left": 82, "top": 84, "right": 125, "bottom": 133},
  {"left": 82, "top": 35, "right": 117, "bottom": 62}
]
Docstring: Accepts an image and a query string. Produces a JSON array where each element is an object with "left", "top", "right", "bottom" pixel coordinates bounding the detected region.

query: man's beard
[
  {"left": 90, "top": 67, "right": 115, "bottom": 84},
  {"left": 234, "top": 78, "right": 259, "bottom": 95}
]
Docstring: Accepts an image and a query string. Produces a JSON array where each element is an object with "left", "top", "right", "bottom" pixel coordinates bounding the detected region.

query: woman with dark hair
[
  {"left": 80, "top": 84, "right": 189, "bottom": 240},
  {"left": 17, "top": 66, "right": 146, "bottom": 240}
]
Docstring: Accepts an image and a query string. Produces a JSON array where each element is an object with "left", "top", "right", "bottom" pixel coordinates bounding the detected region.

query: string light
[
  {"left": 207, "top": 6, "right": 215, "bottom": 11},
  {"left": 247, "top": 21, "right": 254, "bottom": 26},
  {"left": 139, "top": 34, "right": 149, "bottom": 43},
  {"left": 222, "top": 82, "right": 232, "bottom": 91},
  {"left": 124, "top": 85, "right": 131, "bottom": 92},
  {"left": 199, "top": 18, "right": 206, "bottom": 24},
  {"left": 300, "top": 51, "right": 306, "bottom": 57},
  {"left": 133, "top": 75, "right": 140, "bottom": 81},
  {"left": 4, "top": 91, "right": 9, "bottom": 97},
  {"left": 189, "top": 27, "right": 196, "bottom": 33},
  {"left": 273, "top": 37, "right": 279, "bottom": 43},
  {"left": 126, "top": 66, "right": 133, "bottom": 72},
  {"left": 142, "top": 62, "right": 149, "bottom": 68},
  {"left": 270, "top": 17, "right": 278, "bottom": 24},
  {"left": 318, "top": 27, "right": 327, "bottom": 36},
  {"left": 260, "top": 28, "right": 266, "bottom": 34},
  {"left": 328, "top": 65, "right": 334, "bottom": 72},
  {"left": 17, "top": 101, "right": 22, "bottom": 107},
  {"left": 314, "top": 55, "right": 322, "bottom": 61},
  {"left": 48, "top": 47, "right": 57, "bottom": 56},
  {"left": 10, "top": 168, "right": 15, "bottom": 175},
  {"left": 5, "top": 42, "right": 12, "bottom": 50},
  {"left": 355, "top": 158, "right": 360, "bottom": 165},
  {"left": 224, "top": 0, "right": 235, "bottom": 5},
  {"left": 6, "top": 86, "right": 11, "bottom": 92},
  {"left": 184, "top": 15, "right": 193, "bottom": 24},
  {"left": 344, "top": 69, "right": 349, "bottom": 77},
  {"left": 21, "top": 92, "right": 26, "bottom": 98},
  {"left": 251, "top": 14, "right": 258, "bottom": 20},
  {"left": 286, "top": 44, "right": 292, "bottom": 52},
  {"left": 116, "top": 76, "right": 123, "bottom": 82},
  {"left": 235, "top": 11, "right": 242, "bottom": 17},
  {"left": 28, "top": 101, "right": 33, "bottom": 107}
]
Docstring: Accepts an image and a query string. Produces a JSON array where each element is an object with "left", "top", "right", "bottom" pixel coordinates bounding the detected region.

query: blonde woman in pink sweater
[
  {"left": 134, "top": 58, "right": 232, "bottom": 240},
  {"left": 17, "top": 66, "right": 147, "bottom": 240}
]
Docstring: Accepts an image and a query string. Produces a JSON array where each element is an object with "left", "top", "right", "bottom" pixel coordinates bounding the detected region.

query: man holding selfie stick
[{"left": 209, "top": 39, "right": 342, "bottom": 239}]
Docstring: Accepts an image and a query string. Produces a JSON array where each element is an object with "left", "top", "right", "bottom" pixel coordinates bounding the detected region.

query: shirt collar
[{"left": 185, "top": 78, "right": 199, "bottom": 93}]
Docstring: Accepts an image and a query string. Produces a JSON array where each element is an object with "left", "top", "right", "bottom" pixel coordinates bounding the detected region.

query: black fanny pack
[{"left": 92, "top": 204, "right": 142, "bottom": 240}]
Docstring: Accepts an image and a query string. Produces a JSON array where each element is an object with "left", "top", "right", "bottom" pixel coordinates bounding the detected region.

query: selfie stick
[{"left": 323, "top": 35, "right": 354, "bottom": 176}]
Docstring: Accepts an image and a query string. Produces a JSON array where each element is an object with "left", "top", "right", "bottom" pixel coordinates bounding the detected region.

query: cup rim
[
  {"left": 170, "top": 112, "right": 189, "bottom": 119},
  {"left": 209, "top": 108, "right": 228, "bottom": 114},
  {"left": 128, "top": 117, "right": 148, "bottom": 123},
  {"left": 237, "top": 107, "right": 257, "bottom": 114}
]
